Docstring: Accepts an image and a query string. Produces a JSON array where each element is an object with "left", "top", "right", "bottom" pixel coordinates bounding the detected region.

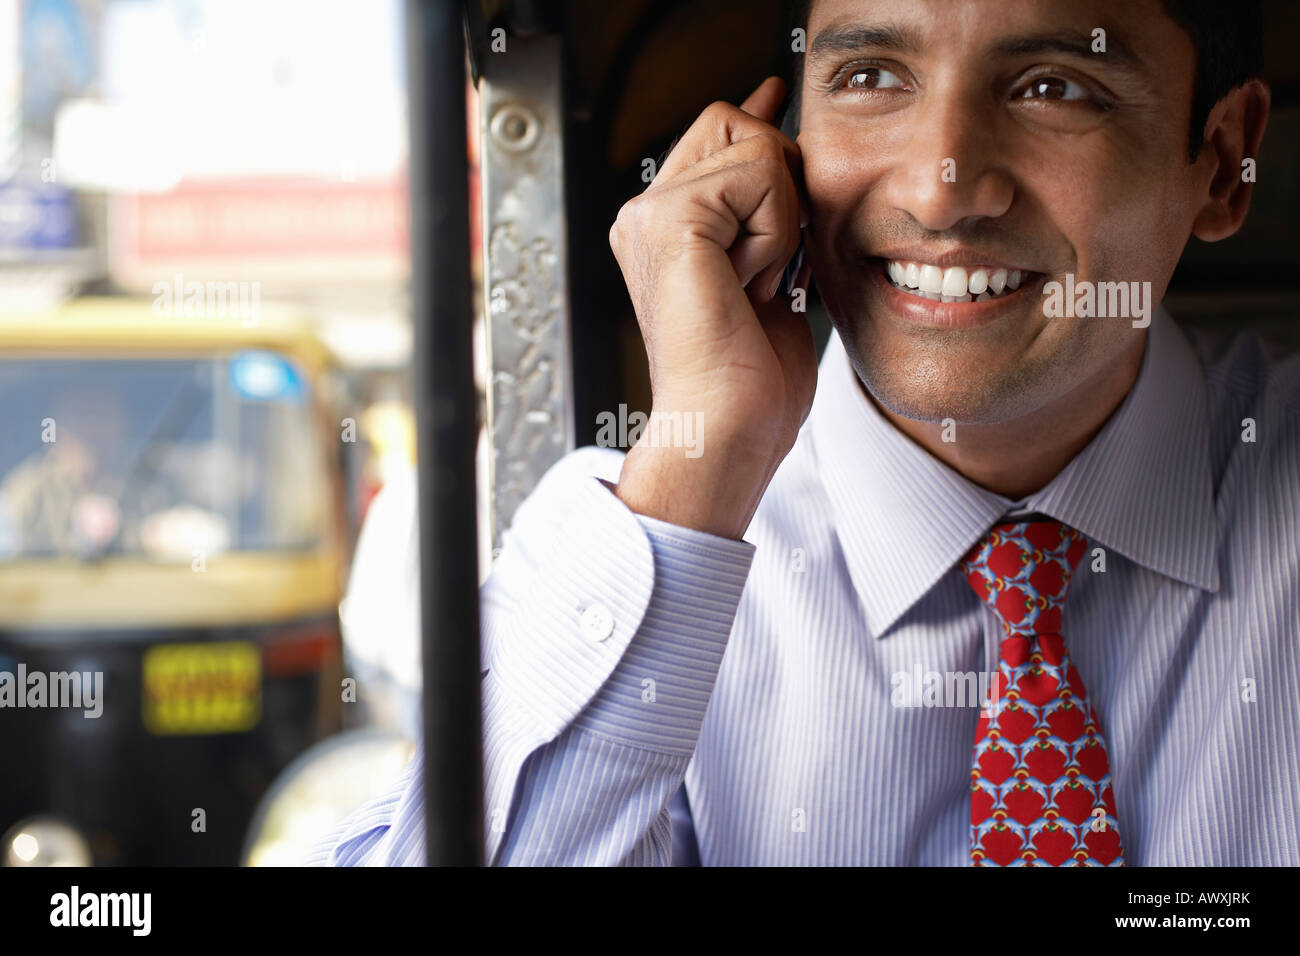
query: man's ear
[{"left": 1191, "top": 78, "right": 1271, "bottom": 242}]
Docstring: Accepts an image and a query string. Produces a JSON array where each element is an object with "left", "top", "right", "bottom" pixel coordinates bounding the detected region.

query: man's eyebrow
[
  {"left": 808, "top": 23, "right": 922, "bottom": 64},
  {"left": 993, "top": 28, "right": 1146, "bottom": 77},
  {"left": 808, "top": 22, "right": 1146, "bottom": 79}
]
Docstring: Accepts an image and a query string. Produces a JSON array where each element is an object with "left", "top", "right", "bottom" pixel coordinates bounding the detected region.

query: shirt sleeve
[{"left": 310, "top": 446, "right": 755, "bottom": 866}]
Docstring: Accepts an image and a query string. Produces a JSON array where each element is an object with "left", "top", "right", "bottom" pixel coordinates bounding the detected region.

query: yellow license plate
[{"left": 142, "top": 642, "right": 261, "bottom": 735}]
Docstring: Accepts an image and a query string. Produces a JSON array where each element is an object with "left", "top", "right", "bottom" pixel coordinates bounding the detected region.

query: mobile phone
[{"left": 775, "top": 91, "right": 806, "bottom": 296}]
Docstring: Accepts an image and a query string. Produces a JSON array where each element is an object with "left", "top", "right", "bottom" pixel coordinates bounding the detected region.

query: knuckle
[
  {"left": 700, "top": 100, "right": 733, "bottom": 125},
  {"left": 613, "top": 197, "right": 642, "bottom": 236},
  {"left": 748, "top": 152, "right": 788, "bottom": 181},
  {"left": 752, "top": 131, "right": 786, "bottom": 156}
]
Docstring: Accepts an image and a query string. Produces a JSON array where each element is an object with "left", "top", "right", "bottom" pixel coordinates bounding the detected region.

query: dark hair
[
  {"left": 782, "top": 0, "right": 1264, "bottom": 163},
  {"left": 1161, "top": 1, "right": 1265, "bottom": 160}
]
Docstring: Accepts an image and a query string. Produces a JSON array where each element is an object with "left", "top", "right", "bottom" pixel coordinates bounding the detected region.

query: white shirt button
[{"left": 580, "top": 602, "right": 614, "bottom": 642}]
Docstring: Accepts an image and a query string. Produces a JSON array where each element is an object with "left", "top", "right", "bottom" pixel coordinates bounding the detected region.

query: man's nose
[{"left": 880, "top": 92, "right": 1014, "bottom": 232}]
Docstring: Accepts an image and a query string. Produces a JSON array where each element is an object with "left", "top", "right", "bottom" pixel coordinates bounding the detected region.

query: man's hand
[{"left": 608, "top": 75, "right": 818, "bottom": 540}]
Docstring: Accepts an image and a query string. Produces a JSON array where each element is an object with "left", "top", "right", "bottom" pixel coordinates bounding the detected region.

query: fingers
[
  {"left": 658, "top": 131, "right": 808, "bottom": 243},
  {"left": 652, "top": 140, "right": 802, "bottom": 291},
  {"left": 609, "top": 74, "right": 807, "bottom": 319},
  {"left": 651, "top": 77, "right": 801, "bottom": 189}
]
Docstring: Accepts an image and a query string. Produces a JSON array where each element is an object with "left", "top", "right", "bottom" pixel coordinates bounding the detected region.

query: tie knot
[{"left": 960, "top": 519, "right": 1088, "bottom": 636}]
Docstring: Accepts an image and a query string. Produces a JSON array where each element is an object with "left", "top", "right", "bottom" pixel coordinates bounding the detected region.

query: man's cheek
[
  {"left": 1062, "top": 158, "right": 1183, "bottom": 278},
  {"left": 1081, "top": 201, "right": 1170, "bottom": 289},
  {"left": 1020, "top": 171, "right": 1125, "bottom": 276},
  {"left": 799, "top": 121, "right": 896, "bottom": 193}
]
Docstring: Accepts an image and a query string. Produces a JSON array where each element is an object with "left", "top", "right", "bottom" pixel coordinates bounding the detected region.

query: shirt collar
[{"left": 807, "top": 305, "right": 1218, "bottom": 639}]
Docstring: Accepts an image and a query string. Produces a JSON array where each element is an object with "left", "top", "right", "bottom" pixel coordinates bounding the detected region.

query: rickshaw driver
[
  {"left": 0, "top": 393, "right": 131, "bottom": 556},
  {"left": 318, "top": 0, "right": 1298, "bottom": 866}
]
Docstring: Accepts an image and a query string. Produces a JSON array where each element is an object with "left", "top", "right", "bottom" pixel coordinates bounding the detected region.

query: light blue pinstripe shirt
[{"left": 312, "top": 305, "right": 1300, "bottom": 865}]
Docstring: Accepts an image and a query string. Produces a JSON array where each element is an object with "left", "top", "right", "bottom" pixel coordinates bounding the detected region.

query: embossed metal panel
[{"left": 479, "top": 33, "right": 574, "bottom": 552}]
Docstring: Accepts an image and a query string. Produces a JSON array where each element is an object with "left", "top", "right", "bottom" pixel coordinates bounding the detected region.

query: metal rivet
[{"left": 489, "top": 104, "right": 540, "bottom": 153}]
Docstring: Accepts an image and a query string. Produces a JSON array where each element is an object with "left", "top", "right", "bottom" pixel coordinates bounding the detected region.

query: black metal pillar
[{"left": 405, "top": 0, "right": 483, "bottom": 866}]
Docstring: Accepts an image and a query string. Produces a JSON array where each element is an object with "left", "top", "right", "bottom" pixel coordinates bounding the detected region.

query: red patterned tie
[{"left": 961, "top": 519, "right": 1124, "bottom": 866}]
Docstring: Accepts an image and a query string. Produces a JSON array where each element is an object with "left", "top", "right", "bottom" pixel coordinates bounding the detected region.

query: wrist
[{"left": 614, "top": 440, "right": 771, "bottom": 540}]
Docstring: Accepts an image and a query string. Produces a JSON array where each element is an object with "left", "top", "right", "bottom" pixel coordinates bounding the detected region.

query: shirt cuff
[
  {"left": 488, "top": 471, "right": 658, "bottom": 739},
  {"left": 569, "top": 501, "right": 756, "bottom": 755}
]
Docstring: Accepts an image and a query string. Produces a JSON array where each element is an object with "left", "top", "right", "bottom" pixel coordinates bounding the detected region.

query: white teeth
[
  {"left": 884, "top": 259, "right": 1028, "bottom": 300},
  {"left": 940, "top": 267, "right": 968, "bottom": 297},
  {"left": 918, "top": 265, "right": 944, "bottom": 294}
]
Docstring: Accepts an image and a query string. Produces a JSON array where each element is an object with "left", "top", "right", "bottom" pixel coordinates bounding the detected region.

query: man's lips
[{"left": 867, "top": 257, "right": 1047, "bottom": 329}]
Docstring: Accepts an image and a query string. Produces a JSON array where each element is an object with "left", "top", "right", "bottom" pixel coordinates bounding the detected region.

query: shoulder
[
  {"left": 1179, "top": 320, "right": 1300, "bottom": 566},
  {"left": 1183, "top": 319, "right": 1300, "bottom": 415},
  {"left": 1180, "top": 319, "right": 1300, "bottom": 476}
]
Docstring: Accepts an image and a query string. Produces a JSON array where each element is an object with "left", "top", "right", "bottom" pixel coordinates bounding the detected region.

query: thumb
[{"left": 738, "top": 75, "right": 786, "bottom": 124}]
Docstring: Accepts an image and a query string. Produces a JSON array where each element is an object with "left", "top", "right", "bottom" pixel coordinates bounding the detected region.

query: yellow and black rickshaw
[{"left": 0, "top": 297, "right": 348, "bottom": 865}]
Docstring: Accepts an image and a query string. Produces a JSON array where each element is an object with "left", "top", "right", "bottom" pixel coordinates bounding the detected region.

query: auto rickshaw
[{"left": 0, "top": 297, "right": 349, "bottom": 865}]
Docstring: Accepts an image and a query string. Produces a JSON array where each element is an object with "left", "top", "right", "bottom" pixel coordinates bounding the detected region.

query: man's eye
[
  {"left": 843, "top": 66, "right": 907, "bottom": 92},
  {"left": 1018, "top": 76, "right": 1088, "bottom": 101}
]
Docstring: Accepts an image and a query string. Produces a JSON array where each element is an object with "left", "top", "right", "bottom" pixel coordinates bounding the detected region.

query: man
[
  {"left": 316, "top": 0, "right": 1295, "bottom": 865},
  {"left": 0, "top": 392, "right": 128, "bottom": 556}
]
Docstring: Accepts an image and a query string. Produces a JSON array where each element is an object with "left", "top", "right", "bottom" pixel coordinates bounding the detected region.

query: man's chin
[
  {"left": 851, "top": 355, "right": 1046, "bottom": 426},
  {"left": 832, "top": 308, "right": 1052, "bottom": 424}
]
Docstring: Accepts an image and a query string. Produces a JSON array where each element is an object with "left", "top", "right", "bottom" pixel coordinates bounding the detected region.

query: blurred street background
[{"left": 0, "top": 0, "right": 488, "bottom": 866}]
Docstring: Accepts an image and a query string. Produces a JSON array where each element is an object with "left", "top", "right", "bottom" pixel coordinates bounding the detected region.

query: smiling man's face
[{"left": 798, "top": 0, "right": 1204, "bottom": 424}]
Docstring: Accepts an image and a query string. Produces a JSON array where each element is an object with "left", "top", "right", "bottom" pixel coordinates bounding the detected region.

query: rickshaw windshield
[{"left": 0, "top": 351, "right": 328, "bottom": 561}]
